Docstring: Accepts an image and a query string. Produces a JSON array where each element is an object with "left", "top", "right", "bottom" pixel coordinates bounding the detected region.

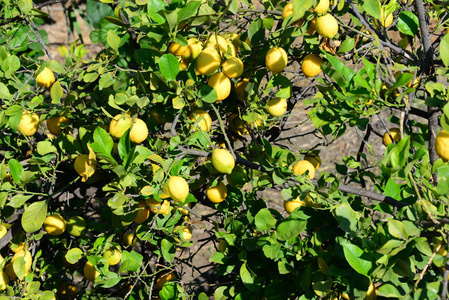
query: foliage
[{"left": 0, "top": 0, "right": 449, "bottom": 299}]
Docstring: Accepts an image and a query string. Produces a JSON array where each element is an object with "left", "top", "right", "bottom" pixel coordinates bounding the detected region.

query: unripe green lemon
[
  {"left": 316, "top": 14, "right": 339, "bottom": 38},
  {"left": 44, "top": 214, "right": 66, "bottom": 236},
  {"left": 103, "top": 247, "right": 122, "bottom": 266},
  {"left": 435, "top": 130, "right": 449, "bottom": 161},
  {"left": 47, "top": 116, "right": 70, "bottom": 136},
  {"left": 195, "top": 47, "right": 221, "bottom": 76},
  {"left": 66, "top": 216, "right": 87, "bottom": 237},
  {"left": 218, "top": 239, "right": 227, "bottom": 252},
  {"left": 35, "top": 66, "right": 55, "bottom": 89},
  {"left": 129, "top": 118, "right": 148, "bottom": 144},
  {"left": 208, "top": 72, "right": 231, "bottom": 101},
  {"left": 189, "top": 110, "right": 212, "bottom": 132},
  {"left": 109, "top": 114, "right": 132, "bottom": 139},
  {"left": 212, "top": 149, "right": 235, "bottom": 174},
  {"left": 292, "top": 160, "right": 315, "bottom": 179},
  {"left": 301, "top": 54, "right": 323, "bottom": 77},
  {"left": 167, "top": 176, "right": 190, "bottom": 203},
  {"left": 267, "top": 97, "right": 288, "bottom": 117},
  {"left": 19, "top": 111, "right": 40, "bottom": 136},
  {"left": 265, "top": 47, "right": 288, "bottom": 74},
  {"left": 382, "top": 128, "right": 401, "bottom": 146},
  {"left": 83, "top": 261, "right": 99, "bottom": 282},
  {"left": 206, "top": 182, "right": 228, "bottom": 203},
  {"left": 222, "top": 57, "right": 244, "bottom": 78}
]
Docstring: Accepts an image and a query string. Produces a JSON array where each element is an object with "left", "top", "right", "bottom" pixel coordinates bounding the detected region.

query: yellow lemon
[
  {"left": 206, "top": 35, "right": 236, "bottom": 56},
  {"left": 182, "top": 38, "right": 203, "bottom": 61},
  {"left": 109, "top": 114, "right": 132, "bottom": 139},
  {"left": 265, "top": 47, "right": 288, "bottom": 74},
  {"left": 83, "top": 261, "right": 99, "bottom": 282},
  {"left": 35, "top": 66, "right": 55, "bottom": 89},
  {"left": 306, "top": 18, "right": 317, "bottom": 35},
  {"left": 206, "top": 182, "right": 228, "bottom": 203},
  {"left": 11, "top": 249, "right": 33, "bottom": 277},
  {"left": 304, "top": 154, "right": 321, "bottom": 169},
  {"left": 222, "top": 56, "right": 244, "bottom": 78},
  {"left": 282, "top": 3, "right": 293, "bottom": 20},
  {"left": 316, "top": 13, "right": 339, "bottom": 38},
  {"left": 129, "top": 118, "right": 148, "bottom": 144},
  {"left": 156, "top": 272, "right": 177, "bottom": 290},
  {"left": 66, "top": 216, "right": 87, "bottom": 237},
  {"left": 435, "top": 130, "right": 449, "bottom": 161},
  {"left": 195, "top": 47, "right": 221, "bottom": 75},
  {"left": 382, "top": 128, "right": 401, "bottom": 146},
  {"left": 146, "top": 199, "right": 171, "bottom": 215},
  {"left": 301, "top": 54, "right": 323, "bottom": 77},
  {"left": 178, "top": 57, "right": 189, "bottom": 71},
  {"left": 267, "top": 97, "right": 288, "bottom": 117},
  {"left": 174, "top": 226, "right": 192, "bottom": 242},
  {"left": 103, "top": 247, "right": 122, "bottom": 266},
  {"left": 47, "top": 116, "right": 70, "bottom": 136},
  {"left": 133, "top": 202, "right": 150, "bottom": 224},
  {"left": 19, "top": 111, "right": 40, "bottom": 136},
  {"left": 0, "top": 225, "right": 6, "bottom": 240},
  {"left": 74, "top": 154, "right": 96, "bottom": 181},
  {"left": 212, "top": 149, "right": 235, "bottom": 174},
  {"left": 228, "top": 114, "right": 249, "bottom": 135},
  {"left": 0, "top": 270, "right": 9, "bottom": 291},
  {"left": 122, "top": 232, "right": 136, "bottom": 247},
  {"left": 189, "top": 110, "right": 212, "bottom": 132},
  {"left": 44, "top": 214, "right": 66, "bottom": 236},
  {"left": 208, "top": 72, "right": 231, "bottom": 101},
  {"left": 168, "top": 42, "right": 187, "bottom": 56},
  {"left": 167, "top": 176, "right": 190, "bottom": 203},
  {"left": 284, "top": 198, "right": 307, "bottom": 214},
  {"left": 58, "top": 283, "right": 78, "bottom": 296},
  {"left": 292, "top": 160, "right": 316, "bottom": 179},
  {"left": 314, "top": 0, "right": 329, "bottom": 14},
  {"left": 235, "top": 78, "right": 249, "bottom": 101}
]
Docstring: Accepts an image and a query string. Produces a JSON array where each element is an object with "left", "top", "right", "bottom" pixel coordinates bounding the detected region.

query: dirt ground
[{"left": 36, "top": 1, "right": 422, "bottom": 297}]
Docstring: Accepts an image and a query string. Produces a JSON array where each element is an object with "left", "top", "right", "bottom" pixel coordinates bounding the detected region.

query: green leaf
[
  {"left": 338, "top": 38, "right": 355, "bottom": 53},
  {"left": 86, "top": 0, "right": 114, "bottom": 29},
  {"left": 9, "top": 194, "right": 33, "bottom": 208},
  {"left": 376, "top": 239, "right": 405, "bottom": 255},
  {"left": 50, "top": 81, "right": 63, "bottom": 104},
  {"left": 13, "top": 256, "right": 27, "bottom": 280},
  {"left": 262, "top": 243, "right": 281, "bottom": 259},
  {"left": 362, "top": 0, "right": 381, "bottom": 19},
  {"left": 119, "top": 250, "right": 143, "bottom": 273},
  {"left": 107, "top": 30, "right": 120, "bottom": 53},
  {"left": 161, "top": 238, "right": 176, "bottom": 262},
  {"left": 291, "top": 0, "right": 314, "bottom": 21},
  {"left": 437, "top": 166, "right": 449, "bottom": 195},
  {"left": 377, "top": 283, "right": 404, "bottom": 298},
  {"left": 0, "top": 83, "right": 13, "bottom": 100},
  {"left": 276, "top": 218, "right": 306, "bottom": 241},
  {"left": 333, "top": 203, "right": 359, "bottom": 233},
  {"left": 397, "top": 11, "right": 419, "bottom": 37},
  {"left": 21, "top": 200, "right": 48, "bottom": 233},
  {"left": 37, "top": 141, "right": 57, "bottom": 155},
  {"left": 273, "top": 75, "right": 292, "bottom": 98},
  {"left": 255, "top": 208, "right": 276, "bottom": 231},
  {"left": 197, "top": 85, "right": 217, "bottom": 103},
  {"left": 147, "top": 0, "right": 166, "bottom": 24},
  {"left": 441, "top": 34, "right": 449, "bottom": 67},
  {"left": 159, "top": 54, "right": 179, "bottom": 81},
  {"left": 99, "top": 73, "right": 115, "bottom": 90},
  {"left": 65, "top": 248, "right": 83, "bottom": 264},
  {"left": 341, "top": 242, "right": 372, "bottom": 277},
  {"left": 387, "top": 218, "right": 409, "bottom": 240},
  {"left": 240, "top": 262, "right": 256, "bottom": 290},
  {"left": 8, "top": 159, "right": 23, "bottom": 183},
  {"left": 177, "top": 1, "right": 201, "bottom": 22},
  {"left": 92, "top": 126, "right": 114, "bottom": 155}
]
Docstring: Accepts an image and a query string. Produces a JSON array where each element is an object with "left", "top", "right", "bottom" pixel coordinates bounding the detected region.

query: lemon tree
[{"left": 1, "top": 0, "right": 449, "bottom": 299}]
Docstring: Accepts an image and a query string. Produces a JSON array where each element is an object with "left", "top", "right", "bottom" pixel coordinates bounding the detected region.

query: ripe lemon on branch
[
  {"left": 267, "top": 97, "right": 288, "bottom": 117},
  {"left": 195, "top": 46, "right": 221, "bottom": 76},
  {"left": 156, "top": 272, "right": 177, "bottom": 290},
  {"left": 189, "top": 110, "right": 212, "bottom": 132},
  {"left": 212, "top": 149, "right": 235, "bottom": 174},
  {"left": 83, "top": 261, "right": 99, "bottom": 282},
  {"left": 44, "top": 214, "right": 66, "bottom": 236},
  {"left": 129, "top": 118, "right": 148, "bottom": 144},
  {"left": 265, "top": 47, "right": 288, "bottom": 74},
  {"left": 103, "top": 247, "right": 122, "bottom": 266},
  {"left": 301, "top": 54, "right": 323, "bottom": 77},
  {"left": 167, "top": 176, "right": 190, "bottom": 203},
  {"left": 292, "top": 160, "right": 315, "bottom": 179},
  {"left": 208, "top": 72, "right": 231, "bottom": 101},
  {"left": 35, "top": 66, "right": 55, "bottom": 89},
  {"left": 316, "top": 13, "right": 339, "bottom": 38},
  {"left": 19, "top": 111, "right": 40, "bottom": 136},
  {"left": 47, "top": 116, "right": 70, "bottom": 136},
  {"left": 109, "top": 113, "right": 132, "bottom": 139},
  {"left": 206, "top": 182, "right": 228, "bottom": 203},
  {"left": 314, "top": 0, "right": 330, "bottom": 14},
  {"left": 435, "top": 130, "right": 449, "bottom": 161},
  {"left": 382, "top": 128, "right": 400, "bottom": 146},
  {"left": 222, "top": 56, "right": 244, "bottom": 78},
  {"left": 74, "top": 154, "right": 96, "bottom": 182}
]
